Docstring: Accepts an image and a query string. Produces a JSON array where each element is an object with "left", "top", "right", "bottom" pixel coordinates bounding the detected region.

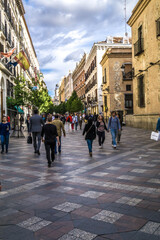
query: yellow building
[
  {"left": 100, "top": 46, "right": 133, "bottom": 122},
  {"left": 127, "top": 0, "right": 160, "bottom": 129},
  {"left": 59, "top": 77, "right": 65, "bottom": 103}
]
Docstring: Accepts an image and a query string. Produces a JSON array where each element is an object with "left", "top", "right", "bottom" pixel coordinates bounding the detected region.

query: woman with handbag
[
  {"left": 96, "top": 115, "right": 108, "bottom": 149},
  {"left": 83, "top": 117, "right": 96, "bottom": 157}
]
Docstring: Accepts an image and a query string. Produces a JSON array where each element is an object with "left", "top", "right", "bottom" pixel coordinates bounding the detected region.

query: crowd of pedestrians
[{"left": 0, "top": 110, "right": 123, "bottom": 167}]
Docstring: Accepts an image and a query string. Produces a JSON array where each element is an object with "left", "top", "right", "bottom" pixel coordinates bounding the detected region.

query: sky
[{"left": 23, "top": 0, "right": 138, "bottom": 97}]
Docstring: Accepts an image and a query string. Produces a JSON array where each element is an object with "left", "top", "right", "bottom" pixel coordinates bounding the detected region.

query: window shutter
[{"left": 156, "top": 19, "right": 160, "bottom": 37}]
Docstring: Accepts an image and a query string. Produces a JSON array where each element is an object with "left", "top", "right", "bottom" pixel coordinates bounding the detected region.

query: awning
[{"left": 14, "top": 106, "right": 24, "bottom": 114}]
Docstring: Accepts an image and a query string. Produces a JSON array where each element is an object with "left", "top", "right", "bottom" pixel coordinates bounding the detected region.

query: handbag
[
  {"left": 27, "top": 135, "right": 32, "bottom": 144},
  {"left": 151, "top": 131, "right": 160, "bottom": 141}
]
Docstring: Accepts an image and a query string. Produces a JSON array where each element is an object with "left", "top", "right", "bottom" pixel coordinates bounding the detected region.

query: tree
[
  {"left": 66, "top": 91, "right": 83, "bottom": 113},
  {"left": 7, "top": 76, "right": 29, "bottom": 109}
]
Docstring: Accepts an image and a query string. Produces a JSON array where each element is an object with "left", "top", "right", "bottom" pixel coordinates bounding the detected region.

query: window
[
  {"left": 0, "top": 43, "right": 4, "bottom": 52},
  {"left": 156, "top": 18, "right": 160, "bottom": 37},
  {"left": 134, "top": 25, "right": 144, "bottom": 56},
  {"left": 104, "top": 68, "right": 107, "bottom": 83},
  {"left": 126, "top": 85, "right": 131, "bottom": 91},
  {"left": 125, "top": 94, "right": 133, "bottom": 114},
  {"left": 104, "top": 96, "right": 107, "bottom": 111},
  {"left": 138, "top": 75, "right": 145, "bottom": 108}
]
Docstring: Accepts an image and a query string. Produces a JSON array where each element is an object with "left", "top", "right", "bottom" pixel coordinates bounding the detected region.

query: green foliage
[
  {"left": 7, "top": 76, "right": 54, "bottom": 114},
  {"left": 53, "top": 91, "right": 84, "bottom": 114}
]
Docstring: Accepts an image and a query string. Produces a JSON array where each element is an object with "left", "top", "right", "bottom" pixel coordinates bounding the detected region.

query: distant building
[
  {"left": 85, "top": 37, "right": 132, "bottom": 114},
  {"left": 127, "top": 0, "right": 160, "bottom": 129},
  {"left": 53, "top": 84, "right": 59, "bottom": 106},
  {"left": 72, "top": 53, "right": 86, "bottom": 105},
  {"left": 65, "top": 71, "right": 73, "bottom": 101},
  {"left": 59, "top": 77, "right": 66, "bottom": 103},
  {"left": 100, "top": 46, "right": 132, "bottom": 121}
]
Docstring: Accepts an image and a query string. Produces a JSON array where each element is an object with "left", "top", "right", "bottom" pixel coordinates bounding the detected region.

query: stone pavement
[{"left": 0, "top": 126, "right": 160, "bottom": 240}]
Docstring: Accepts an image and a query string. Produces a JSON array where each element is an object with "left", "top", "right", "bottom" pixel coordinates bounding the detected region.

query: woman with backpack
[
  {"left": 108, "top": 111, "right": 121, "bottom": 149},
  {"left": 96, "top": 115, "right": 108, "bottom": 149},
  {"left": 83, "top": 118, "right": 96, "bottom": 157}
]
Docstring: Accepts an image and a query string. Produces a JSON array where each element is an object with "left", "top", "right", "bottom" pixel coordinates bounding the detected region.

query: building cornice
[
  {"left": 72, "top": 54, "right": 86, "bottom": 80},
  {"left": 127, "top": 0, "right": 151, "bottom": 26},
  {"left": 15, "top": 0, "right": 25, "bottom": 16}
]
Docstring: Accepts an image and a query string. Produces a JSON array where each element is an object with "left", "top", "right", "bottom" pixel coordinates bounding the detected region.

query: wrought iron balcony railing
[{"left": 134, "top": 38, "right": 144, "bottom": 56}]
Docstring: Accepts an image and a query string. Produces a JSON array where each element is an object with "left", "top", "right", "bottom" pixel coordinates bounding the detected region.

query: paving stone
[
  {"left": 80, "top": 191, "right": 105, "bottom": 199},
  {"left": 92, "top": 210, "right": 123, "bottom": 224},
  {"left": 53, "top": 202, "right": 82, "bottom": 212}
]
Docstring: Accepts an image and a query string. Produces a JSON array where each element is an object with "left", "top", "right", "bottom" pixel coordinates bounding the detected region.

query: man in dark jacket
[
  {"left": 30, "top": 109, "right": 44, "bottom": 155},
  {"left": 41, "top": 116, "right": 60, "bottom": 167}
]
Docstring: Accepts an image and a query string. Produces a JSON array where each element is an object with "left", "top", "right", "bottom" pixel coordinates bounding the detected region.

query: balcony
[
  {"left": 0, "top": 0, "right": 4, "bottom": 8},
  {"left": 134, "top": 38, "right": 144, "bottom": 56},
  {"left": 0, "top": 22, "right": 5, "bottom": 36},
  {"left": 123, "top": 71, "right": 132, "bottom": 81}
]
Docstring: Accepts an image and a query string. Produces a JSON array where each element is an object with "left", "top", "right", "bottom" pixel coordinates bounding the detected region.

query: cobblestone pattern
[{"left": 0, "top": 126, "right": 160, "bottom": 240}]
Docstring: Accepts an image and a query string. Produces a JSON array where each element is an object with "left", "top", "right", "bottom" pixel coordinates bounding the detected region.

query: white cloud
[{"left": 24, "top": 0, "right": 138, "bottom": 95}]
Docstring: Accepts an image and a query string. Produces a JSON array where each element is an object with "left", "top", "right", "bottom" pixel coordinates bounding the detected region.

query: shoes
[
  {"left": 37, "top": 150, "right": 40, "bottom": 155},
  {"left": 34, "top": 150, "right": 37, "bottom": 153},
  {"left": 114, "top": 146, "right": 117, "bottom": 149},
  {"left": 99, "top": 146, "right": 102, "bottom": 149},
  {"left": 6, "top": 150, "right": 8, "bottom": 153},
  {"left": 1, "top": 151, "right": 4, "bottom": 154},
  {"left": 59, "top": 151, "right": 61, "bottom": 154},
  {"left": 52, "top": 157, "right": 55, "bottom": 162},
  {"left": 89, "top": 152, "right": 92, "bottom": 157},
  {"left": 48, "top": 163, "right": 51, "bottom": 167}
]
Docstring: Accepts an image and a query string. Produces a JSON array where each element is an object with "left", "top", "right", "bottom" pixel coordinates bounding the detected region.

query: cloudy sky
[{"left": 23, "top": 0, "right": 138, "bottom": 97}]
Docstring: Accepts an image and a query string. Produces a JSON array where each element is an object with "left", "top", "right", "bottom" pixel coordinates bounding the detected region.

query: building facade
[
  {"left": 59, "top": 77, "right": 65, "bottom": 103},
  {"left": 85, "top": 37, "right": 132, "bottom": 115},
  {"left": 101, "top": 46, "right": 133, "bottom": 121},
  {"left": 65, "top": 71, "right": 73, "bottom": 101},
  {"left": 72, "top": 53, "right": 86, "bottom": 104},
  {"left": 0, "top": 0, "right": 40, "bottom": 122},
  {"left": 127, "top": 0, "right": 160, "bottom": 129}
]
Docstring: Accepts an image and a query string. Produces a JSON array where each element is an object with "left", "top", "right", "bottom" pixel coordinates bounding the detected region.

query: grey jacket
[{"left": 29, "top": 114, "right": 44, "bottom": 133}]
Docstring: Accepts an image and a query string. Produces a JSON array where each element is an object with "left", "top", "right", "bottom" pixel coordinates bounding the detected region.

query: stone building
[
  {"left": 100, "top": 46, "right": 133, "bottom": 121},
  {"left": 127, "top": 0, "right": 160, "bottom": 129},
  {"left": 65, "top": 71, "right": 73, "bottom": 101},
  {"left": 59, "top": 77, "right": 65, "bottom": 103},
  {"left": 0, "top": 0, "right": 40, "bottom": 121},
  {"left": 85, "top": 37, "right": 132, "bottom": 114},
  {"left": 72, "top": 53, "right": 86, "bottom": 105}
]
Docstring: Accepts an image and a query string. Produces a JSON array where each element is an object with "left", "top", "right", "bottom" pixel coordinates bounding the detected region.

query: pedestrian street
[{"left": 1, "top": 126, "right": 160, "bottom": 240}]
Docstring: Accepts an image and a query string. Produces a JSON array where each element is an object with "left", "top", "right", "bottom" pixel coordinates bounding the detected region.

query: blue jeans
[
  {"left": 75, "top": 122, "right": 78, "bottom": 130},
  {"left": 55, "top": 136, "right": 61, "bottom": 153},
  {"left": 1, "top": 135, "right": 9, "bottom": 152},
  {"left": 111, "top": 129, "right": 118, "bottom": 147},
  {"left": 87, "top": 139, "right": 93, "bottom": 153}
]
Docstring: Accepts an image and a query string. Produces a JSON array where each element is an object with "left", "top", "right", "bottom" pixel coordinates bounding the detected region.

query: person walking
[
  {"left": 108, "top": 111, "right": 121, "bottom": 149},
  {"left": 0, "top": 116, "right": 10, "bottom": 154},
  {"left": 116, "top": 113, "right": 122, "bottom": 143},
  {"left": 52, "top": 115, "right": 66, "bottom": 154},
  {"left": 79, "top": 114, "right": 83, "bottom": 130},
  {"left": 26, "top": 115, "right": 30, "bottom": 133},
  {"left": 41, "top": 116, "right": 60, "bottom": 167},
  {"left": 74, "top": 113, "right": 78, "bottom": 131},
  {"left": 66, "top": 114, "right": 72, "bottom": 131},
  {"left": 29, "top": 109, "right": 44, "bottom": 155},
  {"left": 71, "top": 114, "right": 75, "bottom": 130},
  {"left": 83, "top": 118, "right": 96, "bottom": 157},
  {"left": 96, "top": 115, "right": 108, "bottom": 149}
]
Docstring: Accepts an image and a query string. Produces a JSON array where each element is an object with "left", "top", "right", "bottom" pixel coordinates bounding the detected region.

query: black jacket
[
  {"left": 96, "top": 121, "right": 108, "bottom": 132},
  {"left": 83, "top": 124, "right": 96, "bottom": 140}
]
